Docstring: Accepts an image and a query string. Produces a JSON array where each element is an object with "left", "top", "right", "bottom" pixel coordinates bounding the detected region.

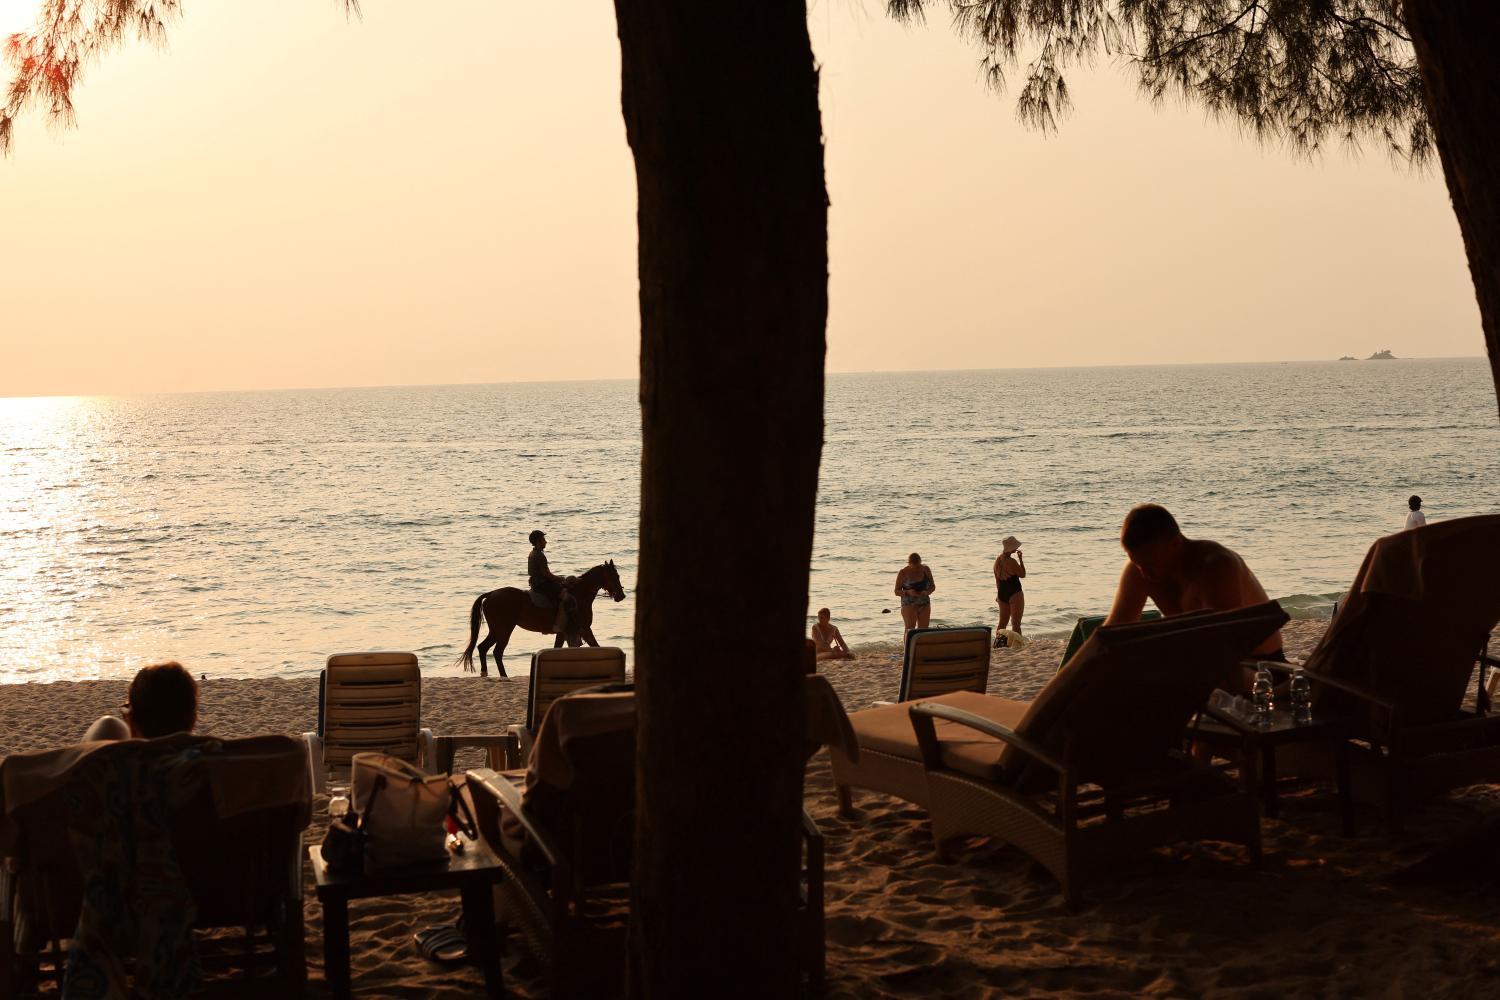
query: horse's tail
[{"left": 457, "top": 592, "right": 485, "bottom": 673}]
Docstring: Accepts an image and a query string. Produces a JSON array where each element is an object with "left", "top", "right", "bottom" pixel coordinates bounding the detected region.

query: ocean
[{"left": 2, "top": 359, "right": 1495, "bottom": 682}]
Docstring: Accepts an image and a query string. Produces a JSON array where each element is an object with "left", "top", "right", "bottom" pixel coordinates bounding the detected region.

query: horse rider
[{"left": 527, "top": 530, "right": 577, "bottom": 635}]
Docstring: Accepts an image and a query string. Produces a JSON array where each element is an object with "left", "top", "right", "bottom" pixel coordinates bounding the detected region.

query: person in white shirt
[{"left": 1405, "top": 495, "right": 1428, "bottom": 530}]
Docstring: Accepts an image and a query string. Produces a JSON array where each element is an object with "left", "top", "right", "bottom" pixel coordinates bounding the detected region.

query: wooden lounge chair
[
  {"left": 303, "top": 651, "right": 435, "bottom": 793},
  {"left": 1284, "top": 515, "right": 1500, "bottom": 832},
  {"left": 0, "top": 734, "right": 312, "bottom": 996},
  {"left": 908, "top": 603, "right": 1288, "bottom": 908},
  {"left": 830, "top": 626, "right": 991, "bottom": 815},
  {"left": 467, "top": 675, "right": 839, "bottom": 997}
]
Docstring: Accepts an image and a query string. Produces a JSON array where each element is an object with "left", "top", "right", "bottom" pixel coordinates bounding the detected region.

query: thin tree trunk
[
  {"left": 1403, "top": 1, "right": 1500, "bottom": 418},
  {"left": 612, "top": 2, "right": 827, "bottom": 997}
]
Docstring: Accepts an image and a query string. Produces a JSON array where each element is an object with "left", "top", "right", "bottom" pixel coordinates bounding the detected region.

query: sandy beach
[{"left": 6, "top": 618, "right": 1500, "bottom": 998}]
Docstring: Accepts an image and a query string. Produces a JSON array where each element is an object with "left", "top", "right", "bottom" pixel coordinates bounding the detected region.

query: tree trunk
[
  {"left": 1403, "top": 1, "right": 1500, "bottom": 418},
  {"left": 612, "top": 2, "right": 827, "bottom": 997}
]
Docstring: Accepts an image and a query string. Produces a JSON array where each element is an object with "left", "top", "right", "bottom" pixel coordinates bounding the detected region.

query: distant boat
[{"left": 1338, "top": 355, "right": 1357, "bottom": 361}]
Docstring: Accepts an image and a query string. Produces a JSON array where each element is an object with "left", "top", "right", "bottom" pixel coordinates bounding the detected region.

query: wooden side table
[
  {"left": 308, "top": 837, "right": 506, "bottom": 998},
  {"left": 1195, "top": 705, "right": 1357, "bottom": 835}
]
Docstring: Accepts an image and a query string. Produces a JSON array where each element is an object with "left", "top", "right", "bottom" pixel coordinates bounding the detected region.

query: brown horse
[{"left": 457, "top": 561, "right": 626, "bottom": 677}]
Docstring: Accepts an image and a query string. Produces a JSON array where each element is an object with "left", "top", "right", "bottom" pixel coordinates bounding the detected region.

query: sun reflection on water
[{"left": 1, "top": 395, "right": 113, "bottom": 683}]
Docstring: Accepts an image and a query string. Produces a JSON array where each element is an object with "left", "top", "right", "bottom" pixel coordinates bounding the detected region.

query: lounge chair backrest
[
  {"left": 519, "top": 690, "right": 636, "bottom": 886},
  {"left": 3, "top": 735, "right": 310, "bottom": 943},
  {"left": 320, "top": 651, "right": 423, "bottom": 769},
  {"left": 527, "top": 646, "right": 628, "bottom": 733},
  {"left": 1002, "top": 603, "right": 1290, "bottom": 793},
  {"left": 1306, "top": 515, "right": 1500, "bottom": 728},
  {"left": 898, "top": 627, "right": 993, "bottom": 702}
]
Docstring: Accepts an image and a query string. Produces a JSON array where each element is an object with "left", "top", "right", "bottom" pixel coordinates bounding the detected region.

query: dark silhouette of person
[
  {"left": 83, "top": 661, "right": 199, "bottom": 741},
  {"left": 528, "top": 529, "right": 577, "bottom": 634}
]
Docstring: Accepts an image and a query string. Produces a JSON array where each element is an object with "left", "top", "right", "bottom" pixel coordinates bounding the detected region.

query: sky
[{"left": 0, "top": 0, "right": 1484, "bottom": 397}]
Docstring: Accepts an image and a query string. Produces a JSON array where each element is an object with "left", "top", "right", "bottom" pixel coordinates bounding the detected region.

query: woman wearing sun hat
[{"left": 993, "top": 536, "right": 1026, "bottom": 643}]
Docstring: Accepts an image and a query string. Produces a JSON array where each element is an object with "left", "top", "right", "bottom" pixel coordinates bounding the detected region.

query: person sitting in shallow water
[
  {"left": 83, "top": 660, "right": 199, "bottom": 741},
  {"left": 810, "top": 608, "right": 853, "bottom": 661},
  {"left": 1104, "top": 504, "right": 1284, "bottom": 689}
]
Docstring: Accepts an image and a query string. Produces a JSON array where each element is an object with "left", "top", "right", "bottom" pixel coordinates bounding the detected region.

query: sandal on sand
[{"left": 414, "top": 923, "right": 468, "bottom": 963}]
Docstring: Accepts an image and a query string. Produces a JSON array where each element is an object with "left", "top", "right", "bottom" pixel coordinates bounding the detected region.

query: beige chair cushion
[{"left": 851, "top": 690, "right": 1026, "bottom": 782}]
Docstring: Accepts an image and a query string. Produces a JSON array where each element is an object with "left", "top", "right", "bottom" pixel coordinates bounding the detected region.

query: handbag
[{"left": 351, "top": 752, "right": 462, "bottom": 869}]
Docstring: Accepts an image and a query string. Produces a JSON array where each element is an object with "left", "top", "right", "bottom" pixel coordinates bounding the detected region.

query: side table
[
  {"left": 1195, "top": 705, "right": 1357, "bottom": 835},
  {"left": 308, "top": 837, "right": 505, "bottom": 998}
]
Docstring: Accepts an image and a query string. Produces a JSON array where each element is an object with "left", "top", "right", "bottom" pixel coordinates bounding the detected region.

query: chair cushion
[{"left": 851, "top": 690, "right": 1026, "bottom": 781}]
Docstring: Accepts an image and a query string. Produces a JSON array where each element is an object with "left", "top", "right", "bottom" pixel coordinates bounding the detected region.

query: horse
[{"left": 457, "top": 560, "right": 626, "bottom": 677}]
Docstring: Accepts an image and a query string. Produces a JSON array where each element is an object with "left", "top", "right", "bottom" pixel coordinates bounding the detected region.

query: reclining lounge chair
[
  {"left": 908, "top": 602, "right": 1288, "bottom": 908},
  {"left": 1287, "top": 515, "right": 1500, "bottom": 832},
  {"left": 467, "top": 673, "right": 845, "bottom": 997}
]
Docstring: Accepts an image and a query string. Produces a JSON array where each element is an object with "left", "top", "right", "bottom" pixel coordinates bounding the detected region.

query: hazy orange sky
[{"left": 0, "top": 1, "right": 1483, "bottom": 397}]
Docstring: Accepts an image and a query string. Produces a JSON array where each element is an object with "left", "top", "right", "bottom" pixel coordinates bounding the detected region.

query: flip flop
[{"left": 414, "top": 923, "right": 468, "bottom": 963}]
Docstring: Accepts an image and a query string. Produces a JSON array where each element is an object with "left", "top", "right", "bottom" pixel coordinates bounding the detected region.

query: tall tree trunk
[
  {"left": 612, "top": 2, "right": 827, "bottom": 997},
  {"left": 1403, "top": 1, "right": 1500, "bottom": 418}
]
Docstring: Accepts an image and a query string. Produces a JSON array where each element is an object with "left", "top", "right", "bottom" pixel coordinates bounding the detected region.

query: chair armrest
[
  {"left": 908, "top": 702, "right": 1067, "bottom": 776},
  {"left": 1299, "top": 668, "right": 1398, "bottom": 713},
  {"left": 466, "top": 768, "right": 562, "bottom": 870},
  {"left": 870, "top": 700, "right": 896, "bottom": 709}
]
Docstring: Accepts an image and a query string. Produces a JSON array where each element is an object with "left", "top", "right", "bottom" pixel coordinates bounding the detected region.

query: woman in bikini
[
  {"left": 993, "top": 535, "right": 1026, "bottom": 642},
  {"left": 894, "top": 552, "right": 935, "bottom": 632}
]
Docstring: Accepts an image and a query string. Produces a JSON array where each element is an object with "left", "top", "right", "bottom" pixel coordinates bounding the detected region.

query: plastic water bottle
[
  {"left": 1290, "top": 668, "right": 1313, "bottom": 725},
  {"left": 1252, "top": 666, "right": 1275, "bottom": 727}
]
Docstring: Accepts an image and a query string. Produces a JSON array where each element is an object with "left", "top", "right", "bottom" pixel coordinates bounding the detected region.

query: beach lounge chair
[
  {"left": 908, "top": 602, "right": 1287, "bottom": 908},
  {"left": 467, "top": 688, "right": 635, "bottom": 998},
  {"left": 509, "top": 646, "right": 627, "bottom": 767},
  {"left": 466, "top": 674, "right": 840, "bottom": 997},
  {"left": 1283, "top": 515, "right": 1500, "bottom": 832},
  {"left": 0, "top": 734, "right": 312, "bottom": 996},
  {"left": 303, "top": 651, "right": 435, "bottom": 794},
  {"left": 830, "top": 626, "right": 991, "bottom": 815}
]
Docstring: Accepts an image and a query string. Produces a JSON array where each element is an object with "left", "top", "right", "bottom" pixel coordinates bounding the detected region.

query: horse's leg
[
  {"left": 553, "top": 632, "right": 566, "bottom": 649},
  {"left": 477, "top": 632, "right": 495, "bottom": 678},
  {"left": 583, "top": 627, "right": 599, "bottom": 648},
  {"left": 491, "top": 622, "right": 516, "bottom": 678}
]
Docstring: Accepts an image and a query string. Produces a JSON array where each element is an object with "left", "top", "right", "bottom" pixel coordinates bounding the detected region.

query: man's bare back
[{"left": 1105, "top": 507, "right": 1283, "bottom": 659}]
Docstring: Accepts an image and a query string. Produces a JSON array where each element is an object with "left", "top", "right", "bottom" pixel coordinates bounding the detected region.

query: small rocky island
[{"left": 1337, "top": 350, "right": 1397, "bottom": 361}]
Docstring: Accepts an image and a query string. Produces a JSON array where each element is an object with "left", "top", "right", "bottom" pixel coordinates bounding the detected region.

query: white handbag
[{"left": 350, "top": 752, "right": 451, "bottom": 869}]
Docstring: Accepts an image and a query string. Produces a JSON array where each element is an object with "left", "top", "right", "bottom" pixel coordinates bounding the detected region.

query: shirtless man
[
  {"left": 1104, "top": 504, "right": 1284, "bottom": 677},
  {"left": 811, "top": 608, "right": 853, "bottom": 661}
]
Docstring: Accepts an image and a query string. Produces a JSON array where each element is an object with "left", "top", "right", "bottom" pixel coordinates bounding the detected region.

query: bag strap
[
  {"left": 447, "top": 775, "right": 479, "bottom": 840},
  {"left": 357, "top": 773, "right": 388, "bottom": 830}
]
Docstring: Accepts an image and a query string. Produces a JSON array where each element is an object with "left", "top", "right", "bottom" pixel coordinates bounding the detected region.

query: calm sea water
[{"left": 2, "top": 360, "right": 1495, "bottom": 682}]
